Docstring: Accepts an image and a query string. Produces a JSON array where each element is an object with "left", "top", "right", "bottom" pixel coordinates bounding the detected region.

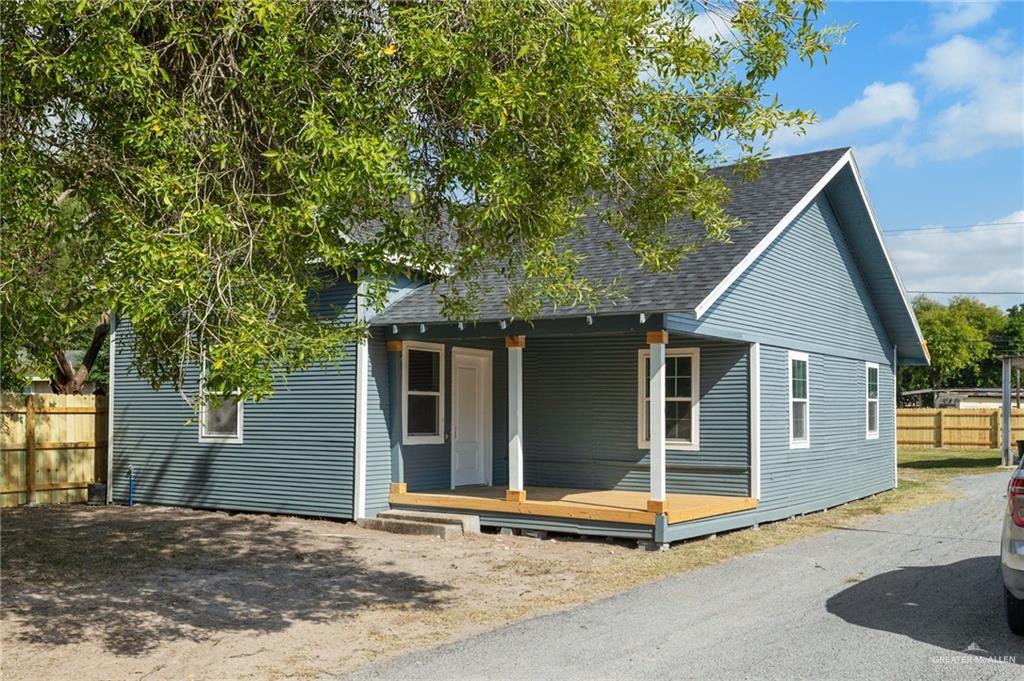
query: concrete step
[
  {"left": 357, "top": 517, "right": 462, "bottom": 540},
  {"left": 378, "top": 510, "right": 481, "bottom": 534}
]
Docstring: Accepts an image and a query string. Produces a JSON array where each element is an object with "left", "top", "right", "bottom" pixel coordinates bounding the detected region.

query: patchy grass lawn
[{"left": 0, "top": 448, "right": 1007, "bottom": 680}]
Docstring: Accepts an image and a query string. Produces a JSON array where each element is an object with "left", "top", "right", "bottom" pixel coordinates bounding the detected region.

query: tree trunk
[{"left": 51, "top": 311, "right": 111, "bottom": 394}]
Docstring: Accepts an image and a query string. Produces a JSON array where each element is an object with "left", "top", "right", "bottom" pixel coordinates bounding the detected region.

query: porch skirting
[{"left": 389, "top": 486, "right": 757, "bottom": 526}]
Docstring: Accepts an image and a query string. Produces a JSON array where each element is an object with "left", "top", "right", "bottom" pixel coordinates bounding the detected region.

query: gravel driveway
[{"left": 346, "top": 472, "right": 1022, "bottom": 681}]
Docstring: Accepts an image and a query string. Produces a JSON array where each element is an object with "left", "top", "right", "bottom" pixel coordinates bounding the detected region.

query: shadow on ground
[
  {"left": 827, "top": 556, "right": 1022, "bottom": 661},
  {"left": 900, "top": 456, "right": 1002, "bottom": 471},
  {"left": 1, "top": 505, "right": 450, "bottom": 657}
]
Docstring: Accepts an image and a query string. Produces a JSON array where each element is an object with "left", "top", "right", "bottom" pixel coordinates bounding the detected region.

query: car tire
[{"left": 1007, "top": 588, "right": 1024, "bottom": 635}]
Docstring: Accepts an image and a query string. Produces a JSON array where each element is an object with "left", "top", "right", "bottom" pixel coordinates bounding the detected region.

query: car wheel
[{"left": 1007, "top": 588, "right": 1024, "bottom": 636}]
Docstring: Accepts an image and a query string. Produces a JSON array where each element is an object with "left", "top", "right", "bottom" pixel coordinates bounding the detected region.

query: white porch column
[
  {"left": 749, "top": 342, "right": 761, "bottom": 500},
  {"left": 647, "top": 331, "right": 668, "bottom": 514},
  {"left": 1003, "top": 356, "right": 1013, "bottom": 467},
  {"left": 506, "top": 336, "right": 526, "bottom": 502}
]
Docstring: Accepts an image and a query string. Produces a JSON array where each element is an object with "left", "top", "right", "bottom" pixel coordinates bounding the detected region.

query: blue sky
[{"left": 759, "top": 1, "right": 1024, "bottom": 309}]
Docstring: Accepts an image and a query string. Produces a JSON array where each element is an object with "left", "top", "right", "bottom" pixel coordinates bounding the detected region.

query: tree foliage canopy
[
  {"left": 901, "top": 296, "right": 1024, "bottom": 394},
  {"left": 1, "top": 0, "right": 840, "bottom": 399}
]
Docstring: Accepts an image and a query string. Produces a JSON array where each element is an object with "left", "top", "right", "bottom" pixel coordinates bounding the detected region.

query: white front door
[{"left": 451, "top": 348, "right": 492, "bottom": 487}]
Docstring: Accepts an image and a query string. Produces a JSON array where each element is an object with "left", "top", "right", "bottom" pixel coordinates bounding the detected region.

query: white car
[{"left": 1004, "top": 462, "right": 1024, "bottom": 635}]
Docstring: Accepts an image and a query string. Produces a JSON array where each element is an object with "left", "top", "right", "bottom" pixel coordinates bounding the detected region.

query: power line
[
  {"left": 907, "top": 290, "right": 1024, "bottom": 295},
  {"left": 884, "top": 221, "right": 1024, "bottom": 235}
]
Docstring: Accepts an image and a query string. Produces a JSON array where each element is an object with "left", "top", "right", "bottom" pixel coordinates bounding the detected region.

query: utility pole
[{"left": 1002, "top": 357, "right": 1012, "bottom": 467}]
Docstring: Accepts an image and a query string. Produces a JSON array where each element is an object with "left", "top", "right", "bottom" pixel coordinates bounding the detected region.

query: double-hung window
[
  {"left": 789, "top": 351, "right": 809, "bottom": 448},
  {"left": 638, "top": 348, "right": 700, "bottom": 450},
  {"left": 866, "top": 362, "right": 880, "bottom": 439},
  {"left": 199, "top": 381, "right": 243, "bottom": 443},
  {"left": 403, "top": 341, "right": 445, "bottom": 445}
]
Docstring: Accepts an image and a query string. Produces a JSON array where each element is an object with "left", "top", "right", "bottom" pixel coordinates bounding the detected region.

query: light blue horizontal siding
[
  {"left": 111, "top": 279, "right": 358, "bottom": 519},
  {"left": 521, "top": 335, "right": 749, "bottom": 496},
  {"left": 697, "top": 195, "right": 892, "bottom": 363},
  {"left": 665, "top": 344, "right": 895, "bottom": 541},
  {"left": 824, "top": 168, "right": 927, "bottom": 364},
  {"left": 364, "top": 333, "right": 392, "bottom": 517},
  {"left": 660, "top": 193, "right": 900, "bottom": 540}
]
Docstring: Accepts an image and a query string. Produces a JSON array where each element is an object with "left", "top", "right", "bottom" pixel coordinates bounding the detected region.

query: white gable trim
[{"left": 693, "top": 150, "right": 852, "bottom": 318}]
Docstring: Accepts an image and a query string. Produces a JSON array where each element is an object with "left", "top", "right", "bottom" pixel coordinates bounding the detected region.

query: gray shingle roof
[{"left": 371, "top": 147, "right": 849, "bottom": 325}]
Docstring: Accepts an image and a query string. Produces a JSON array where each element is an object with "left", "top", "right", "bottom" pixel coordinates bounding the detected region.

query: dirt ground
[
  {"left": 0, "top": 448, "right": 1003, "bottom": 680},
  {"left": 1, "top": 504, "right": 636, "bottom": 680}
]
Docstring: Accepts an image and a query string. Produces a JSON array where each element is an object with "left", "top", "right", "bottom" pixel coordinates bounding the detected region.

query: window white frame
[
  {"left": 402, "top": 340, "right": 445, "bottom": 445},
  {"left": 865, "top": 362, "right": 880, "bottom": 440},
  {"left": 198, "top": 380, "right": 244, "bottom": 444},
  {"left": 788, "top": 351, "right": 810, "bottom": 449},
  {"left": 637, "top": 347, "right": 700, "bottom": 451}
]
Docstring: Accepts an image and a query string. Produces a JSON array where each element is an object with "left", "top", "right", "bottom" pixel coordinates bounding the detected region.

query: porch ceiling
[{"left": 389, "top": 486, "right": 757, "bottom": 526}]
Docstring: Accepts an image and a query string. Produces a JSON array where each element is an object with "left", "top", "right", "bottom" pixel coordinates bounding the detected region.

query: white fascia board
[
  {"left": 845, "top": 153, "right": 928, "bottom": 360},
  {"left": 693, "top": 150, "right": 853, "bottom": 319}
]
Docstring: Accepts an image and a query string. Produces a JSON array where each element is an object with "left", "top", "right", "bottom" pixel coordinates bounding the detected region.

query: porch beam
[
  {"left": 647, "top": 332, "right": 667, "bottom": 514},
  {"left": 506, "top": 336, "right": 526, "bottom": 501},
  {"left": 382, "top": 313, "right": 665, "bottom": 341}
]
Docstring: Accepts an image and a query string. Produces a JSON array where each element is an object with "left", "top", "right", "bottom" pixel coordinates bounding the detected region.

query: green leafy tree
[
  {"left": 1, "top": 0, "right": 840, "bottom": 399},
  {"left": 1005, "top": 304, "right": 1024, "bottom": 357},
  {"left": 945, "top": 296, "right": 1007, "bottom": 387},
  {"left": 900, "top": 295, "right": 1014, "bottom": 395}
]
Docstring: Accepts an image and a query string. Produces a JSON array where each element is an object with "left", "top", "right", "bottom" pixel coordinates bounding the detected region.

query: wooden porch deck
[{"left": 389, "top": 486, "right": 757, "bottom": 526}]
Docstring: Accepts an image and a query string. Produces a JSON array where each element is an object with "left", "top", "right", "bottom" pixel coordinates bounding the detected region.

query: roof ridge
[{"left": 712, "top": 146, "right": 851, "bottom": 172}]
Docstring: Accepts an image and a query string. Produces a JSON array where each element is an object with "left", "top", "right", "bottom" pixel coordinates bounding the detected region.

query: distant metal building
[{"left": 903, "top": 388, "right": 1021, "bottom": 410}]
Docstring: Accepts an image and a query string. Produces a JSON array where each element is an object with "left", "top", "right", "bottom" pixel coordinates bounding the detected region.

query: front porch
[
  {"left": 390, "top": 485, "right": 757, "bottom": 526},
  {"left": 377, "top": 316, "right": 760, "bottom": 542}
]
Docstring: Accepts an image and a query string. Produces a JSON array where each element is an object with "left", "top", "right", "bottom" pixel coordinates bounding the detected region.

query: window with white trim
[
  {"left": 199, "top": 381, "right": 243, "bottom": 443},
  {"left": 638, "top": 348, "right": 700, "bottom": 450},
  {"left": 789, "top": 351, "right": 809, "bottom": 448},
  {"left": 403, "top": 341, "right": 444, "bottom": 445},
  {"left": 866, "top": 362, "right": 879, "bottom": 439}
]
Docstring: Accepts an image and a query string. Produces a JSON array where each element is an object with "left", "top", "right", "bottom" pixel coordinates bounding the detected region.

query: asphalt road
[{"left": 345, "top": 472, "right": 1023, "bottom": 681}]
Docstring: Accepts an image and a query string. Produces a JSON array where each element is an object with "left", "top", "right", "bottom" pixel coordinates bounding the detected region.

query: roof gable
[{"left": 696, "top": 193, "right": 895, "bottom": 362}]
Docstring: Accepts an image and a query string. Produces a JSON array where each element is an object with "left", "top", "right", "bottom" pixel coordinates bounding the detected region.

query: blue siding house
[{"left": 109, "top": 147, "right": 928, "bottom": 546}]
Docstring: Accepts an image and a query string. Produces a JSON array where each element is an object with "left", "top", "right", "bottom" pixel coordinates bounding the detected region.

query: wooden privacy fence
[
  {"left": 897, "top": 408, "right": 1024, "bottom": 449},
  {"left": 1, "top": 394, "right": 107, "bottom": 508}
]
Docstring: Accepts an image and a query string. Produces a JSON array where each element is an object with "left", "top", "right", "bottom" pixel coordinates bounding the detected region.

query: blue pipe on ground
[{"left": 127, "top": 464, "right": 135, "bottom": 507}]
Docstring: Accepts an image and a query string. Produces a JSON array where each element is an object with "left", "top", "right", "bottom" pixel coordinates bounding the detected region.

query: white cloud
[
  {"left": 772, "top": 33, "right": 1022, "bottom": 167},
  {"left": 887, "top": 210, "right": 1024, "bottom": 309},
  {"left": 690, "top": 10, "right": 736, "bottom": 43},
  {"left": 809, "top": 82, "right": 919, "bottom": 141},
  {"left": 853, "top": 139, "right": 915, "bottom": 169},
  {"left": 912, "top": 35, "right": 1024, "bottom": 159},
  {"left": 931, "top": 2, "right": 997, "bottom": 35},
  {"left": 771, "top": 82, "right": 918, "bottom": 154},
  {"left": 913, "top": 34, "right": 1004, "bottom": 90}
]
